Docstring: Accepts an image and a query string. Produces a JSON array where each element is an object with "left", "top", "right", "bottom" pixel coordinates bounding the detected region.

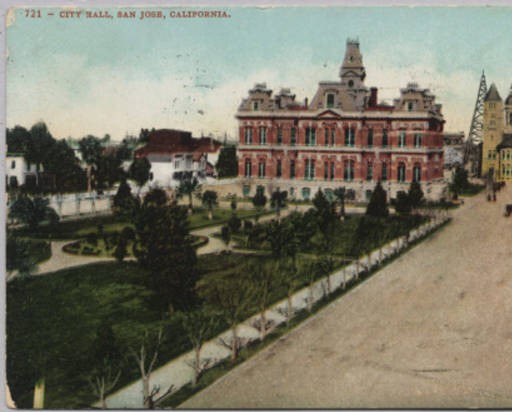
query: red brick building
[{"left": 236, "top": 40, "right": 446, "bottom": 201}]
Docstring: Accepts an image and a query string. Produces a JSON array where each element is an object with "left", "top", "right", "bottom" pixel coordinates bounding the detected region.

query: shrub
[
  {"left": 227, "top": 214, "right": 241, "bottom": 234},
  {"left": 86, "top": 232, "right": 98, "bottom": 246}
]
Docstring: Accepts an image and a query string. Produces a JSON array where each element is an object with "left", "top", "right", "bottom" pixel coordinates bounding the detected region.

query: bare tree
[
  {"left": 88, "top": 360, "right": 121, "bottom": 409},
  {"left": 128, "top": 329, "right": 163, "bottom": 408},
  {"left": 278, "top": 258, "right": 301, "bottom": 325},
  {"left": 199, "top": 276, "right": 254, "bottom": 361},
  {"left": 251, "top": 262, "right": 276, "bottom": 340},
  {"left": 177, "top": 309, "right": 219, "bottom": 386}
]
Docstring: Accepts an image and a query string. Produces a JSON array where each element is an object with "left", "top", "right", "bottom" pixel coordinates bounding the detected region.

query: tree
[
  {"left": 252, "top": 185, "right": 267, "bottom": 211},
  {"left": 366, "top": 181, "right": 389, "bottom": 218},
  {"left": 394, "top": 191, "right": 412, "bottom": 215},
  {"left": 95, "top": 153, "right": 123, "bottom": 190},
  {"left": 79, "top": 135, "right": 103, "bottom": 192},
  {"left": 313, "top": 188, "right": 336, "bottom": 232},
  {"left": 270, "top": 189, "right": 288, "bottom": 220},
  {"left": 251, "top": 262, "right": 276, "bottom": 340},
  {"left": 333, "top": 187, "right": 346, "bottom": 219},
  {"left": 133, "top": 196, "right": 198, "bottom": 312},
  {"left": 198, "top": 276, "right": 254, "bottom": 361},
  {"left": 215, "top": 145, "right": 238, "bottom": 178},
  {"left": 266, "top": 219, "right": 299, "bottom": 259},
  {"left": 6, "top": 236, "right": 38, "bottom": 277},
  {"left": 128, "top": 329, "right": 168, "bottom": 408},
  {"left": 220, "top": 225, "right": 231, "bottom": 250},
  {"left": 114, "top": 236, "right": 128, "bottom": 262},
  {"left": 113, "top": 178, "right": 138, "bottom": 217},
  {"left": 450, "top": 165, "right": 469, "bottom": 199},
  {"left": 7, "top": 125, "right": 31, "bottom": 154},
  {"left": 129, "top": 157, "right": 151, "bottom": 195},
  {"left": 176, "top": 177, "right": 201, "bottom": 213},
  {"left": 408, "top": 181, "right": 424, "bottom": 210},
  {"left": 26, "top": 122, "right": 55, "bottom": 172},
  {"left": 277, "top": 258, "right": 301, "bottom": 325},
  {"left": 9, "top": 195, "right": 59, "bottom": 230},
  {"left": 88, "top": 360, "right": 120, "bottom": 409},
  {"left": 201, "top": 190, "right": 218, "bottom": 220},
  {"left": 177, "top": 309, "right": 219, "bottom": 386},
  {"left": 43, "top": 140, "right": 86, "bottom": 193}
]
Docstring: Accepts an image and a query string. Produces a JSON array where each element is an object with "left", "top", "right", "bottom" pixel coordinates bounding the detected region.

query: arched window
[
  {"left": 413, "top": 163, "right": 421, "bottom": 182},
  {"left": 258, "top": 160, "right": 266, "bottom": 178},
  {"left": 366, "top": 162, "right": 373, "bottom": 181},
  {"left": 381, "top": 162, "right": 388, "bottom": 181},
  {"left": 344, "top": 160, "right": 354, "bottom": 181},
  {"left": 397, "top": 162, "right": 406, "bottom": 183},
  {"left": 326, "top": 93, "right": 335, "bottom": 108},
  {"left": 244, "top": 159, "right": 252, "bottom": 177}
]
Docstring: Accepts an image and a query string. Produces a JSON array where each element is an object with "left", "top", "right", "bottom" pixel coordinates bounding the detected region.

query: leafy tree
[
  {"left": 26, "top": 122, "right": 55, "bottom": 171},
  {"left": 6, "top": 236, "right": 38, "bottom": 277},
  {"left": 9, "top": 195, "right": 59, "bottom": 230},
  {"left": 333, "top": 187, "right": 346, "bottom": 218},
  {"left": 408, "top": 181, "right": 424, "bottom": 210},
  {"left": 133, "top": 197, "right": 198, "bottom": 312},
  {"left": 394, "top": 191, "right": 412, "bottom": 215},
  {"left": 450, "top": 165, "right": 469, "bottom": 198},
  {"left": 142, "top": 187, "right": 167, "bottom": 207},
  {"left": 252, "top": 185, "right": 267, "bottom": 211},
  {"left": 113, "top": 178, "right": 138, "bottom": 217},
  {"left": 277, "top": 258, "right": 301, "bottom": 324},
  {"left": 79, "top": 135, "right": 103, "bottom": 192},
  {"left": 95, "top": 153, "right": 123, "bottom": 189},
  {"left": 114, "top": 236, "right": 128, "bottom": 262},
  {"left": 176, "top": 309, "right": 219, "bottom": 386},
  {"left": 366, "top": 181, "right": 389, "bottom": 218},
  {"left": 198, "top": 276, "right": 254, "bottom": 361},
  {"left": 43, "top": 140, "right": 86, "bottom": 193},
  {"left": 129, "top": 157, "right": 151, "bottom": 194},
  {"left": 230, "top": 196, "right": 237, "bottom": 211},
  {"left": 227, "top": 214, "right": 241, "bottom": 234},
  {"left": 176, "top": 177, "right": 201, "bottom": 212},
  {"left": 313, "top": 188, "right": 336, "bottom": 232},
  {"left": 266, "top": 219, "right": 299, "bottom": 259},
  {"left": 220, "top": 225, "right": 231, "bottom": 249},
  {"left": 201, "top": 190, "right": 218, "bottom": 220},
  {"left": 7, "top": 125, "right": 31, "bottom": 154},
  {"left": 215, "top": 145, "right": 238, "bottom": 178},
  {"left": 270, "top": 189, "right": 288, "bottom": 219}
]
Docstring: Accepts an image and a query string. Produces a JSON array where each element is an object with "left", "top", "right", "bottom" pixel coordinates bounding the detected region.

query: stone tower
[
  {"left": 339, "top": 39, "right": 368, "bottom": 109},
  {"left": 505, "top": 85, "right": 512, "bottom": 131},
  {"left": 481, "top": 83, "right": 504, "bottom": 178}
]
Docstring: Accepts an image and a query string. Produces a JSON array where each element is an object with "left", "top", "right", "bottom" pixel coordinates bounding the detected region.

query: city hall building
[{"left": 235, "top": 39, "right": 446, "bottom": 202}]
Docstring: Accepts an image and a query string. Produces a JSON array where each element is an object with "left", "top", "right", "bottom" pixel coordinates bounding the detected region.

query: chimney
[{"left": 369, "top": 87, "right": 378, "bottom": 107}]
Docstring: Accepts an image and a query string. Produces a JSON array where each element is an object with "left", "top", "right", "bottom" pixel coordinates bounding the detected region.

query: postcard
[{"left": 4, "top": 2, "right": 512, "bottom": 409}]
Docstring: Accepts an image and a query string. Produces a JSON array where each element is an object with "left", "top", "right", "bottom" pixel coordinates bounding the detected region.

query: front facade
[
  {"left": 5, "top": 153, "right": 40, "bottom": 190},
  {"left": 236, "top": 40, "right": 446, "bottom": 202},
  {"left": 481, "top": 84, "right": 512, "bottom": 183},
  {"left": 134, "top": 129, "right": 221, "bottom": 188}
]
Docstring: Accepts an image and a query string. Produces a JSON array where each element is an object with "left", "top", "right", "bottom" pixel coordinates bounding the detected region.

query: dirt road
[{"left": 182, "top": 186, "right": 512, "bottom": 409}]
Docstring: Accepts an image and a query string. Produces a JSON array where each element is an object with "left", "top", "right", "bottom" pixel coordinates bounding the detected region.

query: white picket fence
[{"left": 102, "top": 215, "right": 449, "bottom": 409}]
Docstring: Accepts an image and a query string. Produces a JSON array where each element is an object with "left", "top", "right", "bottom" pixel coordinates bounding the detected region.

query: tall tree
[
  {"left": 26, "top": 122, "right": 55, "bottom": 171},
  {"left": 408, "top": 181, "right": 424, "bottom": 210},
  {"left": 129, "top": 157, "right": 151, "bottom": 195},
  {"left": 394, "top": 191, "right": 412, "bottom": 215},
  {"left": 366, "top": 181, "right": 389, "bottom": 218},
  {"left": 133, "top": 192, "right": 198, "bottom": 312},
  {"left": 112, "top": 178, "right": 138, "bottom": 217},
  {"left": 333, "top": 187, "right": 346, "bottom": 219},
  {"left": 252, "top": 185, "right": 267, "bottom": 211},
  {"left": 43, "top": 140, "right": 86, "bottom": 193},
  {"left": 201, "top": 190, "right": 218, "bottom": 220},
  {"left": 6, "top": 125, "right": 31, "bottom": 154},
  {"left": 79, "top": 135, "right": 103, "bottom": 192},
  {"left": 270, "top": 189, "right": 287, "bottom": 220},
  {"left": 251, "top": 262, "right": 276, "bottom": 340},
  {"left": 9, "top": 195, "right": 59, "bottom": 230},
  {"left": 215, "top": 145, "right": 238, "bottom": 178}
]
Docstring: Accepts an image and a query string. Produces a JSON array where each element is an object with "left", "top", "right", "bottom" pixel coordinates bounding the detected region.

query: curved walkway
[{"left": 181, "top": 187, "right": 512, "bottom": 409}]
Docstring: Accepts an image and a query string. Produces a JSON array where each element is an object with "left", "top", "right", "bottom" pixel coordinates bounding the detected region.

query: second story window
[
  {"left": 367, "top": 128, "right": 373, "bottom": 147},
  {"left": 259, "top": 127, "right": 267, "bottom": 145},
  {"left": 305, "top": 127, "right": 316, "bottom": 146},
  {"left": 344, "top": 160, "right": 354, "bottom": 181},
  {"left": 367, "top": 162, "right": 373, "bottom": 181},
  {"left": 399, "top": 131, "right": 406, "bottom": 148},
  {"left": 381, "top": 162, "right": 388, "bottom": 181},
  {"left": 11, "top": 160, "right": 16, "bottom": 169},
  {"left": 324, "top": 129, "right": 329, "bottom": 146},
  {"left": 305, "top": 159, "right": 315, "bottom": 180},
  {"left": 382, "top": 129, "right": 388, "bottom": 147},
  {"left": 258, "top": 160, "right": 266, "bottom": 178},
  {"left": 290, "top": 159, "right": 296, "bottom": 179},
  {"left": 290, "top": 128, "right": 297, "bottom": 146},
  {"left": 414, "top": 133, "right": 422, "bottom": 148},
  {"left": 345, "top": 127, "right": 355, "bottom": 147},
  {"left": 277, "top": 127, "right": 283, "bottom": 145},
  {"left": 244, "top": 127, "right": 253, "bottom": 144},
  {"left": 276, "top": 159, "right": 282, "bottom": 178},
  {"left": 244, "top": 159, "right": 252, "bottom": 177}
]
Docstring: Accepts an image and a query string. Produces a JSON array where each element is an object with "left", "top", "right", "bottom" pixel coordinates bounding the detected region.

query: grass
[{"left": 13, "top": 208, "right": 271, "bottom": 240}]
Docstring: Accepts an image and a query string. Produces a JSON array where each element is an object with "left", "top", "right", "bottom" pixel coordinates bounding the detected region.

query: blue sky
[{"left": 6, "top": 6, "right": 512, "bottom": 140}]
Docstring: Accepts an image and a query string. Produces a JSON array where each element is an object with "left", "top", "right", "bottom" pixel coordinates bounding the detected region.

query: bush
[
  {"left": 85, "top": 232, "right": 98, "bottom": 246},
  {"left": 243, "top": 219, "right": 253, "bottom": 232},
  {"left": 6, "top": 236, "right": 51, "bottom": 273},
  {"left": 227, "top": 214, "right": 242, "bottom": 234}
]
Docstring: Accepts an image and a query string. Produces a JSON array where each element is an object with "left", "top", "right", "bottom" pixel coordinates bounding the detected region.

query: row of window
[
  {"left": 244, "top": 159, "right": 421, "bottom": 182},
  {"left": 244, "top": 127, "right": 423, "bottom": 148},
  {"left": 502, "top": 165, "right": 512, "bottom": 177},
  {"left": 501, "top": 151, "right": 512, "bottom": 160}
]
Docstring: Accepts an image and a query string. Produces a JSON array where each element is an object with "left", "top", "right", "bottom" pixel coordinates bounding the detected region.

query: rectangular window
[
  {"left": 276, "top": 159, "right": 282, "bottom": 178},
  {"left": 344, "top": 161, "right": 354, "bottom": 181},
  {"left": 277, "top": 127, "right": 283, "bottom": 145},
  {"left": 290, "top": 128, "right": 296, "bottom": 146},
  {"left": 175, "top": 158, "right": 181, "bottom": 169},
  {"left": 11, "top": 160, "right": 15, "bottom": 169},
  {"left": 367, "top": 163, "right": 373, "bottom": 181},
  {"left": 367, "top": 128, "right": 373, "bottom": 147},
  {"left": 253, "top": 101, "right": 259, "bottom": 111},
  {"left": 259, "top": 127, "right": 267, "bottom": 145},
  {"left": 244, "top": 128, "right": 253, "bottom": 144},
  {"left": 381, "top": 163, "right": 388, "bottom": 181},
  {"left": 305, "top": 159, "right": 315, "bottom": 180},
  {"left": 414, "top": 133, "right": 422, "bottom": 148},
  {"left": 305, "top": 127, "right": 316, "bottom": 146},
  {"left": 244, "top": 160, "right": 252, "bottom": 177},
  {"left": 326, "top": 93, "right": 335, "bottom": 108},
  {"left": 345, "top": 127, "right": 355, "bottom": 147},
  {"left": 324, "top": 129, "right": 329, "bottom": 146},
  {"left": 324, "top": 161, "right": 329, "bottom": 180},
  {"left": 258, "top": 161, "right": 266, "bottom": 178},
  {"left": 290, "top": 160, "right": 296, "bottom": 179},
  {"left": 399, "top": 131, "right": 406, "bottom": 148},
  {"left": 488, "top": 150, "right": 493, "bottom": 160},
  {"left": 331, "top": 129, "right": 336, "bottom": 146},
  {"left": 382, "top": 129, "right": 388, "bottom": 147},
  {"left": 330, "top": 162, "right": 335, "bottom": 180}
]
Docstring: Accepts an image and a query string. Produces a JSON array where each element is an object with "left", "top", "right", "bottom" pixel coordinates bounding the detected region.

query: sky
[{"left": 6, "top": 5, "right": 512, "bottom": 141}]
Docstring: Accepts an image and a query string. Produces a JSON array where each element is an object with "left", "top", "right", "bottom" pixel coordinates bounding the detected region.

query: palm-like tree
[{"left": 177, "top": 177, "right": 201, "bottom": 213}]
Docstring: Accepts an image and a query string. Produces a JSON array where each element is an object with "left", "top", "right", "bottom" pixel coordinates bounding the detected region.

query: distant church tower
[
  {"left": 505, "top": 85, "right": 512, "bottom": 130},
  {"left": 481, "top": 83, "right": 504, "bottom": 179},
  {"left": 339, "top": 39, "right": 368, "bottom": 109}
]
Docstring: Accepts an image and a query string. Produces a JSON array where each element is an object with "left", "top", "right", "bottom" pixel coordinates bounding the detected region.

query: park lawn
[
  {"left": 13, "top": 208, "right": 270, "bottom": 240},
  {"left": 7, "top": 252, "right": 320, "bottom": 409}
]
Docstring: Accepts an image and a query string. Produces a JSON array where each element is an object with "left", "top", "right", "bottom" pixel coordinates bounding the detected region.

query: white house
[
  {"left": 5, "top": 153, "right": 39, "bottom": 189},
  {"left": 134, "top": 129, "right": 221, "bottom": 188}
]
